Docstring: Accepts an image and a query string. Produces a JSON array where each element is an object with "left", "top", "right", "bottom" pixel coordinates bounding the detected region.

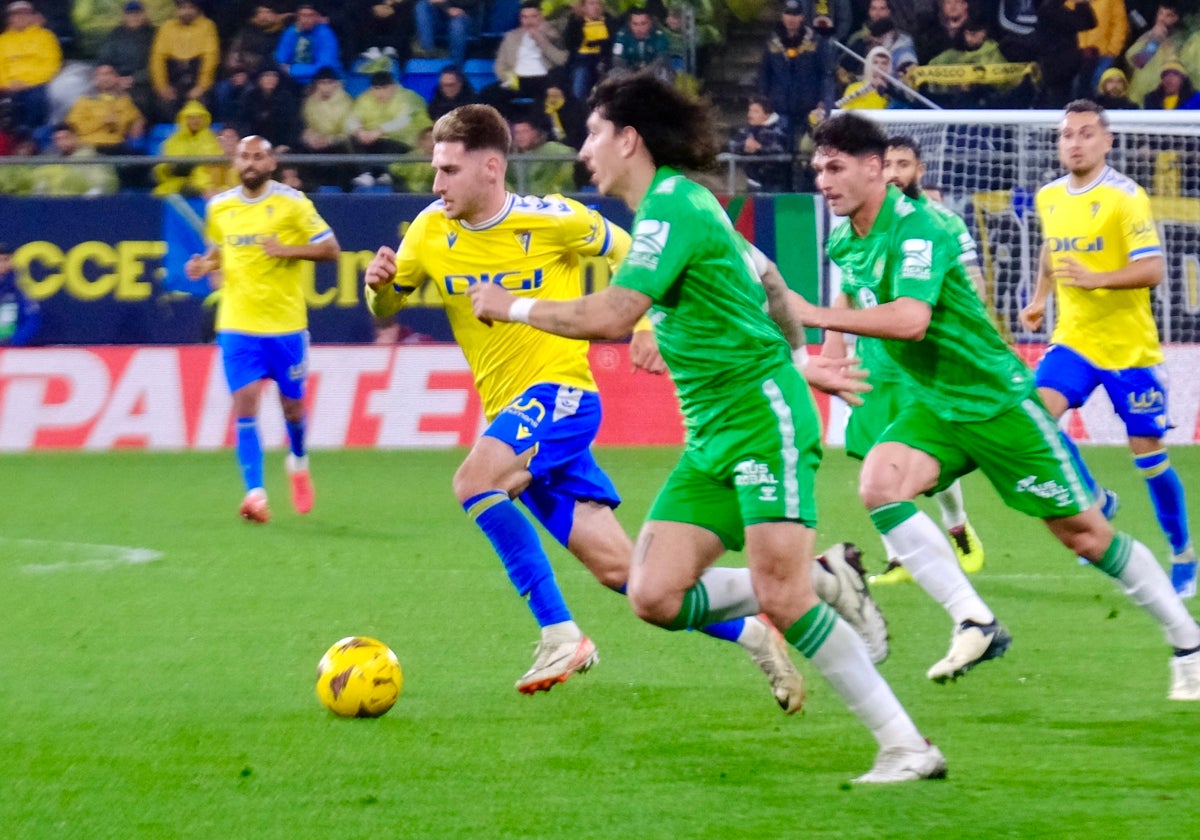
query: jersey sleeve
[
  {"left": 1122, "top": 186, "right": 1163, "bottom": 262},
  {"left": 555, "top": 198, "right": 631, "bottom": 270},
  {"left": 292, "top": 194, "right": 333, "bottom": 244},
  {"left": 891, "top": 211, "right": 955, "bottom": 306},
  {"left": 611, "top": 196, "right": 695, "bottom": 303},
  {"left": 392, "top": 210, "right": 433, "bottom": 293}
]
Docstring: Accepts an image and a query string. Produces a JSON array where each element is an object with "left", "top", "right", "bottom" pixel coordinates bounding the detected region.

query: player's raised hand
[
  {"left": 630, "top": 328, "right": 667, "bottom": 375},
  {"left": 467, "top": 281, "right": 517, "bottom": 327},
  {"left": 1018, "top": 299, "right": 1045, "bottom": 332},
  {"left": 364, "top": 246, "right": 397, "bottom": 288},
  {"left": 804, "top": 355, "right": 871, "bottom": 406}
]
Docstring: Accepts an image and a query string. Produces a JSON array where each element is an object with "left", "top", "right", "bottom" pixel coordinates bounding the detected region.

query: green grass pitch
[{"left": 2, "top": 447, "right": 1199, "bottom": 838}]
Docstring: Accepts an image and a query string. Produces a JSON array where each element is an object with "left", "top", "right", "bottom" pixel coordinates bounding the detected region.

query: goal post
[{"left": 853, "top": 110, "right": 1200, "bottom": 345}]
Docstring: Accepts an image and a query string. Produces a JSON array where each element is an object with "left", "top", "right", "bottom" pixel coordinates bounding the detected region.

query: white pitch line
[{"left": 1, "top": 538, "right": 165, "bottom": 573}]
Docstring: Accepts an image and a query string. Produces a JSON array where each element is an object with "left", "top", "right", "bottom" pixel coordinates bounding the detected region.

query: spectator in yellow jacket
[
  {"left": 66, "top": 63, "right": 146, "bottom": 154},
  {"left": 148, "top": 0, "right": 219, "bottom": 122},
  {"left": 0, "top": 1, "right": 63, "bottom": 130},
  {"left": 152, "top": 98, "right": 221, "bottom": 196}
]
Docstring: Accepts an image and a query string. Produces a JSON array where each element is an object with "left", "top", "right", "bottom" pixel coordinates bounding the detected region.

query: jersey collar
[
  {"left": 460, "top": 193, "right": 516, "bottom": 231},
  {"left": 1066, "top": 165, "right": 1110, "bottom": 196}
]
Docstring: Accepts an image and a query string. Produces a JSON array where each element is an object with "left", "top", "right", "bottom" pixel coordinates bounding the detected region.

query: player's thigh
[
  {"left": 565, "top": 500, "right": 632, "bottom": 590},
  {"left": 844, "top": 380, "right": 908, "bottom": 461},
  {"left": 744, "top": 519, "right": 817, "bottom": 610},
  {"left": 1034, "top": 344, "right": 1101, "bottom": 411},
  {"left": 262, "top": 331, "right": 309, "bottom": 400},
  {"left": 217, "top": 331, "right": 270, "bottom": 394},
  {"left": 454, "top": 435, "right": 533, "bottom": 501},
  {"left": 969, "top": 397, "right": 1093, "bottom": 518},
  {"left": 866, "top": 404, "right": 967, "bottom": 504},
  {"left": 1099, "top": 365, "right": 1171, "bottom": 441}
]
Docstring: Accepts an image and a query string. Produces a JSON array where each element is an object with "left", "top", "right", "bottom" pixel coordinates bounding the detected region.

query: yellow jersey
[
  {"left": 205, "top": 181, "right": 334, "bottom": 335},
  {"left": 387, "top": 193, "right": 630, "bottom": 420},
  {"left": 1036, "top": 166, "right": 1164, "bottom": 369}
]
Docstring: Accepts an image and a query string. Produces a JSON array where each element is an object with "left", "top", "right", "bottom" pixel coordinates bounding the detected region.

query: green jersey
[
  {"left": 828, "top": 185, "right": 1030, "bottom": 422},
  {"left": 613, "top": 167, "right": 792, "bottom": 440},
  {"left": 851, "top": 191, "right": 981, "bottom": 385}
]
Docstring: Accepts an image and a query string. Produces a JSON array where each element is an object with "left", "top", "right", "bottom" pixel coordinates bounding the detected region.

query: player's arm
[
  {"left": 792, "top": 292, "right": 931, "bottom": 342},
  {"left": 751, "top": 245, "right": 805, "bottom": 351},
  {"left": 363, "top": 245, "right": 419, "bottom": 318},
  {"left": 1054, "top": 253, "right": 1164, "bottom": 290},
  {"left": 468, "top": 282, "right": 651, "bottom": 340},
  {"left": 261, "top": 231, "right": 340, "bottom": 262},
  {"left": 1018, "top": 242, "right": 1056, "bottom": 331},
  {"left": 820, "top": 292, "right": 851, "bottom": 359}
]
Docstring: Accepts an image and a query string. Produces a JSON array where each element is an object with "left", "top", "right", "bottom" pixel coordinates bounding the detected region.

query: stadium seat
[
  {"left": 462, "top": 58, "right": 498, "bottom": 93},
  {"left": 402, "top": 57, "right": 454, "bottom": 102},
  {"left": 145, "top": 123, "right": 176, "bottom": 155}
]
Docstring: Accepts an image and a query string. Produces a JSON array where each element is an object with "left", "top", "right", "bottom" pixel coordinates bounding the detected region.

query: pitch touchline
[{"left": 2, "top": 538, "right": 165, "bottom": 573}]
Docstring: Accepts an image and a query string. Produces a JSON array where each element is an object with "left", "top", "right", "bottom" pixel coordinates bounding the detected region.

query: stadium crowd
[{"left": 0, "top": 0, "right": 1198, "bottom": 196}]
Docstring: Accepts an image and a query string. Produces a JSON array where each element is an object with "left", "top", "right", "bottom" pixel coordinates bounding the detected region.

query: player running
[
  {"left": 186, "top": 135, "right": 338, "bottom": 523},
  {"left": 796, "top": 111, "right": 1200, "bottom": 701},
  {"left": 469, "top": 75, "right": 944, "bottom": 783},
  {"left": 363, "top": 104, "right": 887, "bottom": 704},
  {"left": 1020, "top": 99, "right": 1195, "bottom": 598}
]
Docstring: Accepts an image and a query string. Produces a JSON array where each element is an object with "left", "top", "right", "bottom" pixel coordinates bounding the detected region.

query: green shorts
[
  {"left": 844, "top": 379, "right": 911, "bottom": 461},
  {"left": 879, "top": 395, "right": 1092, "bottom": 518},
  {"left": 647, "top": 364, "right": 822, "bottom": 550}
]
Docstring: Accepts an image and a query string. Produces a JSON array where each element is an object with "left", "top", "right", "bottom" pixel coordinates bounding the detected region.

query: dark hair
[
  {"left": 866, "top": 17, "right": 896, "bottom": 37},
  {"left": 887, "top": 134, "right": 921, "bottom": 159},
  {"left": 812, "top": 112, "right": 887, "bottom": 161},
  {"left": 433, "top": 104, "right": 511, "bottom": 155},
  {"left": 749, "top": 93, "right": 774, "bottom": 112},
  {"left": 1064, "top": 98, "right": 1110, "bottom": 130},
  {"left": 588, "top": 72, "right": 719, "bottom": 170},
  {"left": 520, "top": 0, "right": 540, "bottom": 9}
]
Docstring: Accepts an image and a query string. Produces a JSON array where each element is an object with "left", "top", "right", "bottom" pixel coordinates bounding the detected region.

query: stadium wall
[{"left": 2, "top": 344, "right": 1200, "bottom": 451}]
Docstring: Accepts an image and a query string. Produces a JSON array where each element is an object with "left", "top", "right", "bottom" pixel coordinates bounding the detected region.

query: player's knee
[
  {"left": 858, "top": 471, "right": 903, "bottom": 509},
  {"left": 626, "top": 583, "right": 677, "bottom": 627}
]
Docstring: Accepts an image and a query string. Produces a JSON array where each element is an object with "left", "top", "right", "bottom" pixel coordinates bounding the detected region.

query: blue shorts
[
  {"left": 217, "top": 331, "right": 309, "bottom": 399},
  {"left": 1035, "top": 344, "right": 1170, "bottom": 438},
  {"left": 485, "top": 383, "right": 620, "bottom": 547}
]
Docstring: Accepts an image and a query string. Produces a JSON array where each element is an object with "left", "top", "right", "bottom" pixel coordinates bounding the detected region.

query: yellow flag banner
[{"left": 908, "top": 63, "right": 1039, "bottom": 87}]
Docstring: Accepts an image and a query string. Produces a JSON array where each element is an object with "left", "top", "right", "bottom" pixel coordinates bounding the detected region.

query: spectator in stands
[
  {"left": 199, "top": 124, "right": 244, "bottom": 196},
  {"left": 843, "top": 0, "right": 900, "bottom": 66},
  {"left": 610, "top": 8, "right": 672, "bottom": 80},
  {"left": 487, "top": 1, "right": 568, "bottom": 116},
  {"left": 1144, "top": 60, "right": 1196, "bottom": 108},
  {"left": 65, "top": 62, "right": 146, "bottom": 154},
  {"left": 153, "top": 98, "right": 221, "bottom": 196},
  {"left": 912, "top": 0, "right": 972, "bottom": 64},
  {"left": 758, "top": 0, "right": 829, "bottom": 144},
  {"left": 0, "top": 242, "right": 39, "bottom": 346},
  {"left": 211, "top": 55, "right": 254, "bottom": 126},
  {"left": 1178, "top": 22, "right": 1200, "bottom": 87},
  {"left": 415, "top": 0, "right": 477, "bottom": 70},
  {"left": 96, "top": 2, "right": 157, "bottom": 119},
  {"left": 30, "top": 123, "right": 119, "bottom": 195},
  {"left": 0, "top": 1, "right": 64, "bottom": 131},
  {"left": 148, "top": 0, "right": 220, "bottom": 122},
  {"left": 228, "top": 3, "right": 289, "bottom": 80},
  {"left": 837, "top": 45, "right": 899, "bottom": 109},
  {"left": 274, "top": 3, "right": 342, "bottom": 89},
  {"left": 662, "top": 1, "right": 721, "bottom": 83},
  {"left": 1094, "top": 66, "right": 1139, "bottom": 108},
  {"left": 1125, "top": 2, "right": 1186, "bottom": 106},
  {"left": 563, "top": 0, "right": 616, "bottom": 101},
  {"left": 543, "top": 82, "right": 585, "bottom": 148},
  {"left": 299, "top": 65, "right": 353, "bottom": 189},
  {"left": 389, "top": 124, "right": 435, "bottom": 192},
  {"left": 1074, "top": 0, "right": 1127, "bottom": 98},
  {"left": 840, "top": 15, "right": 916, "bottom": 93},
  {"left": 342, "top": 0, "right": 415, "bottom": 70},
  {"left": 926, "top": 17, "right": 1012, "bottom": 108},
  {"left": 347, "top": 70, "right": 432, "bottom": 184},
  {"left": 427, "top": 65, "right": 476, "bottom": 121},
  {"left": 1033, "top": 0, "right": 1097, "bottom": 108},
  {"left": 727, "top": 93, "right": 790, "bottom": 193},
  {"left": 506, "top": 111, "right": 575, "bottom": 194},
  {"left": 237, "top": 65, "right": 300, "bottom": 151}
]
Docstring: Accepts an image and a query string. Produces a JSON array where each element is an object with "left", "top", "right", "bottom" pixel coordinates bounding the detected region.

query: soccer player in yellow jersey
[
  {"left": 363, "top": 104, "right": 885, "bottom": 702},
  {"left": 1021, "top": 100, "right": 1196, "bottom": 598},
  {"left": 185, "top": 136, "right": 340, "bottom": 523}
]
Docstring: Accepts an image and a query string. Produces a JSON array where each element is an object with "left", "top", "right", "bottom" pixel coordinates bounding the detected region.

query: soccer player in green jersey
[
  {"left": 823, "top": 135, "right": 987, "bottom": 586},
  {"left": 469, "top": 73, "right": 947, "bottom": 783},
  {"left": 797, "top": 111, "right": 1200, "bottom": 701}
]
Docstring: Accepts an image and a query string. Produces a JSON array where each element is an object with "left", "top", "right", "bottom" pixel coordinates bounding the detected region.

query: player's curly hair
[
  {"left": 811, "top": 112, "right": 887, "bottom": 162},
  {"left": 433, "top": 104, "right": 511, "bottom": 155},
  {"left": 588, "top": 72, "right": 719, "bottom": 170}
]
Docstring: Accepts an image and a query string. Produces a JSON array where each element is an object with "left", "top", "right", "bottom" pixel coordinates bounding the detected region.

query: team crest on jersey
[
  {"left": 447, "top": 231, "right": 458, "bottom": 249},
  {"left": 628, "top": 220, "right": 670, "bottom": 269},
  {"left": 266, "top": 206, "right": 274, "bottom": 217},
  {"left": 516, "top": 230, "right": 532, "bottom": 254},
  {"left": 1090, "top": 202, "right": 1100, "bottom": 217}
]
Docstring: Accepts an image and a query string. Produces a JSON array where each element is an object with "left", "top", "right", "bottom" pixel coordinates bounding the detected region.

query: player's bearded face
[{"left": 884, "top": 149, "right": 921, "bottom": 199}]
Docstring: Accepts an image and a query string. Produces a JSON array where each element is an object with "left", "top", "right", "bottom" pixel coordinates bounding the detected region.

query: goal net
[{"left": 859, "top": 110, "right": 1200, "bottom": 345}]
